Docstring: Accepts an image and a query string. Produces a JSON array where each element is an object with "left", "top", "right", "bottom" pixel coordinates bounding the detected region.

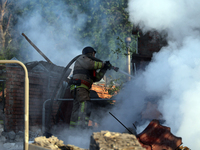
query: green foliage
[
  {"left": 63, "top": 0, "right": 134, "bottom": 60},
  {"left": 112, "top": 35, "right": 138, "bottom": 56}
]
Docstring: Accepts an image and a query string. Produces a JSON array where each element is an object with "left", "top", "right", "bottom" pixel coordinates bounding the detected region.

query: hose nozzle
[{"left": 111, "top": 66, "right": 119, "bottom": 72}]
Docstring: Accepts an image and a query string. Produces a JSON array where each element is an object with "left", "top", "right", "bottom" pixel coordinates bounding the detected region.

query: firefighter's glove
[{"left": 104, "top": 61, "right": 112, "bottom": 70}]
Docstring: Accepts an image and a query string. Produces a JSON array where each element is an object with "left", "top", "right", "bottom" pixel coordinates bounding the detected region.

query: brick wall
[
  {"left": 4, "top": 61, "right": 114, "bottom": 132},
  {"left": 5, "top": 64, "right": 62, "bottom": 132}
]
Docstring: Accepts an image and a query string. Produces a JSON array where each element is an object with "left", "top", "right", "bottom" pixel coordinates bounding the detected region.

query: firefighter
[{"left": 69, "top": 46, "right": 112, "bottom": 129}]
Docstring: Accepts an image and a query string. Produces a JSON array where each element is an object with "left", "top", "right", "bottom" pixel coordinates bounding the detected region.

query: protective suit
[{"left": 69, "top": 46, "right": 111, "bottom": 129}]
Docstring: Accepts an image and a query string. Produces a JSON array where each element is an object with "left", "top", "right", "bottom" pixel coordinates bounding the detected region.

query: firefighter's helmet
[{"left": 82, "top": 46, "right": 96, "bottom": 55}]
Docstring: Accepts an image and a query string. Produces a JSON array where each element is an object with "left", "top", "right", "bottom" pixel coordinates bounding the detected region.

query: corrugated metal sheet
[{"left": 137, "top": 120, "right": 182, "bottom": 150}]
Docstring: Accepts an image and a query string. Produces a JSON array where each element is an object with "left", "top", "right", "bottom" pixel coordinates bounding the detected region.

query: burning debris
[
  {"left": 30, "top": 131, "right": 145, "bottom": 150},
  {"left": 108, "top": 114, "right": 190, "bottom": 150},
  {"left": 30, "top": 136, "right": 87, "bottom": 150},
  {"left": 90, "top": 131, "right": 145, "bottom": 150},
  {"left": 29, "top": 119, "right": 190, "bottom": 150},
  {"left": 137, "top": 120, "right": 182, "bottom": 150}
]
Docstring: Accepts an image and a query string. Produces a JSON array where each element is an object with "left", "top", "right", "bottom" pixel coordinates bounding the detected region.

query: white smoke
[
  {"left": 127, "top": 0, "right": 200, "bottom": 43},
  {"left": 15, "top": 0, "right": 123, "bottom": 67},
  {"left": 122, "top": 0, "right": 200, "bottom": 149},
  {"left": 13, "top": 0, "right": 200, "bottom": 149},
  {"left": 16, "top": 1, "right": 88, "bottom": 66},
  {"left": 51, "top": 126, "right": 93, "bottom": 149},
  {"left": 14, "top": 0, "right": 94, "bottom": 148},
  {"left": 13, "top": 0, "right": 133, "bottom": 149}
]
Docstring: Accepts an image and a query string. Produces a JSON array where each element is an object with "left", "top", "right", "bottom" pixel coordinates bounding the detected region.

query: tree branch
[
  {"left": 2, "top": 0, "right": 8, "bottom": 9},
  {"left": 3, "top": 13, "right": 12, "bottom": 37}
]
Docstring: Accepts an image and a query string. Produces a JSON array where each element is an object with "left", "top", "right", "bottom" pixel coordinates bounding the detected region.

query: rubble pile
[
  {"left": 90, "top": 131, "right": 145, "bottom": 150},
  {"left": 31, "top": 136, "right": 87, "bottom": 150},
  {"left": 0, "top": 122, "right": 191, "bottom": 150},
  {"left": 30, "top": 131, "right": 146, "bottom": 150}
]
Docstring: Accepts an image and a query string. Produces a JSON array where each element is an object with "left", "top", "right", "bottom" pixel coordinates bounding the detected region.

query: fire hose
[
  {"left": 22, "top": 33, "right": 135, "bottom": 136},
  {"left": 44, "top": 58, "right": 128, "bottom": 136},
  {"left": 21, "top": 33, "right": 132, "bottom": 136},
  {"left": 43, "top": 57, "right": 123, "bottom": 136},
  {"left": 44, "top": 54, "right": 81, "bottom": 137}
]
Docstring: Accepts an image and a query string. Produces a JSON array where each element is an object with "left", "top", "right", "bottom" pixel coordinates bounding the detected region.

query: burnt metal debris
[
  {"left": 137, "top": 119, "right": 182, "bottom": 150},
  {"left": 109, "top": 112, "right": 184, "bottom": 150},
  {"left": 109, "top": 112, "right": 136, "bottom": 135}
]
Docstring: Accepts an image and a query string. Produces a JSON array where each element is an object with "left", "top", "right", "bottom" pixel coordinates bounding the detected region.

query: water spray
[{"left": 111, "top": 66, "right": 135, "bottom": 78}]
